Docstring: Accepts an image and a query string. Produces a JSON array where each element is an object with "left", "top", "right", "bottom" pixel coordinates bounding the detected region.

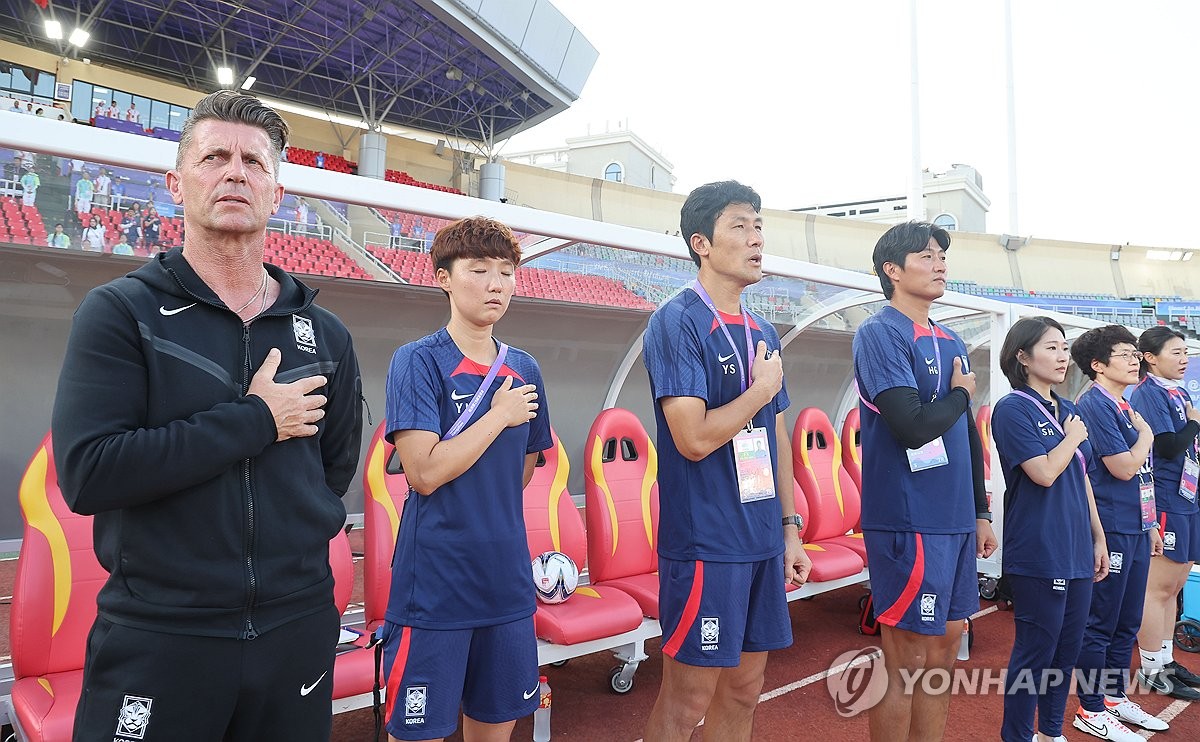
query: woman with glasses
[
  {"left": 1129, "top": 327, "right": 1200, "bottom": 701},
  {"left": 1070, "top": 326, "right": 1165, "bottom": 741},
  {"left": 992, "top": 317, "right": 1108, "bottom": 742}
]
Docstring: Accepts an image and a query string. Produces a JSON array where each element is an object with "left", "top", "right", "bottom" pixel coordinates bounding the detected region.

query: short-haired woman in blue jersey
[
  {"left": 992, "top": 317, "right": 1108, "bottom": 742},
  {"left": 1129, "top": 327, "right": 1200, "bottom": 701},
  {"left": 380, "top": 217, "right": 553, "bottom": 742},
  {"left": 1070, "top": 325, "right": 1166, "bottom": 740}
]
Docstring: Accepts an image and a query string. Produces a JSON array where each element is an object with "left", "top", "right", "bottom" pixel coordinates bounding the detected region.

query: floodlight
[
  {"left": 68, "top": 28, "right": 90, "bottom": 48},
  {"left": 216, "top": 67, "right": 234, "bottom": 86},
  {"left": 240, "top": 76, "right": 256, "bottom": 90},
  {"left": 44, "top": 20, "right": 63, "bottom": 40}
]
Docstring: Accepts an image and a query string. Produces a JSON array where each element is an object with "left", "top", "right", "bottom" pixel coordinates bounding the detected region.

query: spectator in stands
[
  {"left": 992, "top": 316, "right": 1109, "bottom": 742},
  {"left": 93, "top": 100, "right": 105, "bottom": 119},
  {"left": 141, "top": 205, "right": 162, "bottom": 250},
  {"left": 111, "top": 233, "right": 134, "bottom": 255},
  {"left": 315, "top": 151, "right": 325, "bottom": 168},
  {"left": 106, "top": 99, "right": 119, "bottom": 118},
  {"left": 111, "top": 177, "right": 126, "bottom": 208},
  {"left": 296, "top": 199, "right": 309, "bottom": 234},
  {"left": 52, "top": 89, "right": 362, "bottom": 742},
  {"left": 1070, "top": 325, "right": 1166, "bottom": 738},
  {"left": 18, "top": 167, "right": 39, "bottom": 207},
  {"left": 120, "top": 207, "right": 141, "bottom": 247},
  {"left": 380, "top": 216, "right": 549, "bottom": 742},
  {"left": 642, "top": 181, "right": 810, "bottom": 742},
  {"left": 1130, "top": 327, "right": 1200, "bottom": 701},
  {"left": 8, "top": 100, "right": 21, "bottom": 114},
  {"left": 34, "top": 107, "right": 43, "bottom": 116},
  {"left": 47, "top": 222, "right": 71, "bottom": 249},
  {"left": 389, "top": 218, "right": 403, "bottom": 248},
  {"left": 94, "top": 169, "right": 112, "bottom": 208},
  {"left": 23, "top": 102, "right": 34, "bottom": 115},
  {"left": 852, "top": 221, "right": 995, "bottom": 742},
  {"left": 126, "top": 102, "right": 140, "bottom": 124},
  {"left": 74, "top": 170, "right": 95, "bottom": 220},
  {"left": 80, "top": 216, "right": 107, "bottom": 252}
]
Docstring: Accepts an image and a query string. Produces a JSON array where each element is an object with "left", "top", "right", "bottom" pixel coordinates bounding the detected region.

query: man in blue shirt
[
  {"left": 381, "top": 216, "right": 552, "bottom": 741},
  {"left": 852, "top": 221, "right": 996, "bottom": 741},
  {"left": 643, "top": 181, "right": 810, "bottom": 742}
]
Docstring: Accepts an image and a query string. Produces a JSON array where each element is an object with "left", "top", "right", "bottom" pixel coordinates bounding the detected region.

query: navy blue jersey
[
  {"left": 384, "top": 329, "right": 553, "bottom": 629},
  {"left": 992, "top": 388, "right": 1095, "bottom": 579},
  {"left": 643, "top": 289, "right": 789, "bottom": 562},
  {"left": 852, "top": 305, "right": 975, "bottom": 534},
  {"left": 1075, "top": 384, "right": 1150, "bottom": 534},
  {"left": 1130, "top": 376, "right": 1199, "bottom": 515}
]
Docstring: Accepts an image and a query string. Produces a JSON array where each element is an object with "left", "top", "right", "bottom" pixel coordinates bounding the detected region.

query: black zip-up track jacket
[{"left": 52, "top": 247, "right": 363, "bottom": 639}]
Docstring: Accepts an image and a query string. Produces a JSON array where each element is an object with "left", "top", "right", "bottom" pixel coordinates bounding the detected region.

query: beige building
[
  {"left": 505, "top": 127, "right": 676, "bottom": 193},
  {"left": 791, "top": 164, "right": 991, "bottom": 233}
]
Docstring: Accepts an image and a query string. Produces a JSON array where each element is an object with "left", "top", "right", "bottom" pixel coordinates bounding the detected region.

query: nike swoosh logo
[
  {"left": 924, "top": 358, "right": 935, "bottom": 365},
  {"left": 718, "top": 352, "right": 736, "bottom": 363},
  {"left": 523, "top": 685, "right": 539, "bottom": 700},
  {"left": 159, "top": 303, "right": 197, "bottom": 316},
  {"left": 1037, "top": 421, "right": 1051, "bottom": 428},
  {"left": 300, "top": 671, "right": 327, "bottom": 697},
  {"left": 1076, "top": 716, "right": 1107, "bottom": 735},
  {"left": 450, "top": 390, "right": 473, "bottom": 400}
]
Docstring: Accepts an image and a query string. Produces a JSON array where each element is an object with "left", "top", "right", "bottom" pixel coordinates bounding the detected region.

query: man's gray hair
[{"left": 176, "top": 91, "right": 290, "bottom": 175}]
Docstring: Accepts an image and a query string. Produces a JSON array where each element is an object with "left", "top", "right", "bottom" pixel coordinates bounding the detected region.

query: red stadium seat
[
  {"left": 361, "top": 421, "right": 409, "bottom": 631},
  {"left": 524, "top": 430, "right": 643, "bottom": 644},
  {"left": 583, "top": 408, "right": 660, "bottom": 618},
  {"left": 9, "top": 432, "right": 104, "bottom": 742},
  {"left": 789, "top": 478, "right": 864, "bottom": 582},
  {"left": 840, "top": 406, "right": 862, "bottom": 493},
  {"left": 329, "top": 527, "right": 376, "bottom": 705},
  {"left": 976, "top": 404, "right": 992, "bottom": 482},
  {"left": 793, "top": 408, "right": 866, "bottom": 561}
]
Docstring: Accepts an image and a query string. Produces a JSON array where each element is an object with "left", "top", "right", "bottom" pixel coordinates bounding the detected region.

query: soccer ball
[{"left": 531, "top": 551, "right": 579, "bottom": 604}]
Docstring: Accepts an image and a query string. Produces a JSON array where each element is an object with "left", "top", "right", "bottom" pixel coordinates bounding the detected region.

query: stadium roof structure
[{"left": 1, "top": 0, "right": 598, "bottom": 142}]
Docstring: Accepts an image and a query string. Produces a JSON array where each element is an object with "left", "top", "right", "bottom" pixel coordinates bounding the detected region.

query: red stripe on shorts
[
  {"left": 383, "top": 626, "right": 412, "bottom": 724},
  {"left": 662, "top": 561, "right": 704, "bottom": 658},
  {"left": 878, "top": 533, "right": 925, "bottom": 626}
]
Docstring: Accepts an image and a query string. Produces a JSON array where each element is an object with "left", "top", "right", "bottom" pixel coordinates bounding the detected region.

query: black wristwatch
[{"left": 783, "top": 514, "right": 803, "bottom": 529}]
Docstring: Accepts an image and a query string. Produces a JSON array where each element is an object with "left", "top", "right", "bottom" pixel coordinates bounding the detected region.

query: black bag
[{"left": 858, "top": 593, "right": 879, "bottom": 635}]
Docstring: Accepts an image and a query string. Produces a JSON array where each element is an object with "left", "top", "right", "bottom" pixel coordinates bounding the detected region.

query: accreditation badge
[
  {"left": 1180, "top": 455, "right": 1199, "bottom": 504},
  {"left": 734, "top": 427, "right": 776, "bottom": 504},
  {"left": 1140, "top": 479, "right": 1158, "bottom": 531},
  {"left": 906, "top": 436, "right": 949, "bottom": 472}
]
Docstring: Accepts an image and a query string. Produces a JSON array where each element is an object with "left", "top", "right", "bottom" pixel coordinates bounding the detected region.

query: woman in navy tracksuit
[
  {"left": 1071, "top": 325, "right": 1166, "bottom": 740},
  {"left": 1129, "top": 327, "right": 1200, "bottom": 699},
  {"left": 993, "top": 317, "right": 1108, "bottom": 742}
]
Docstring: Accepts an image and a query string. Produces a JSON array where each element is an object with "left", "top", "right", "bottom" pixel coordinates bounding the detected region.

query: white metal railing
[
  {"left": 266, "top": 216, "right": 333, "bottom": 240},
  {"left": 363, "top": 231, "right": 424, "bottom": 252}
]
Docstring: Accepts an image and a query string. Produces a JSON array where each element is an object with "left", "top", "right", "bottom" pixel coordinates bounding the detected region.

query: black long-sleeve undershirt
[
  {"left": 1154, "top": 420, "right": 1200, "bottom": 461},
  {"left": 873, "top": 386, "right": 990, "bottom": 519}
]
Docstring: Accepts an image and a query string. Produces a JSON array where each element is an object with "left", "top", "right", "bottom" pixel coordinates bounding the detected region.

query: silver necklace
[{"left": 232, "top": 269, "right": 267, "bottom": 314}]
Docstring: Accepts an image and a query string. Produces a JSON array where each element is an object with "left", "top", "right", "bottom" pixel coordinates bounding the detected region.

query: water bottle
[
  {"left": 956, "top": 619, "right": 971, "bottom": 661},
  {"left": 532, "top": 675, "right": 551, "bottom": 742}
]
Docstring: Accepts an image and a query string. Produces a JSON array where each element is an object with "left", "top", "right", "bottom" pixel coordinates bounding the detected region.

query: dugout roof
[{"left": 1, "top": 0, "right": 597, "bottom": 141}]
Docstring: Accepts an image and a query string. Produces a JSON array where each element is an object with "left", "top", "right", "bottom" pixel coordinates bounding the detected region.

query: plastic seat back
[
  {"left": 12, "top": 431, "right": 107, "bottom": 683},
  {"left": 976, "top": 404, "right": 992, "bottom": 480},
  {"left": 361, "top": 420, "right": 410, "bottom": 628},
  {"left": 840, "top": 406, "right": 863, "bottom": 493},
  {"left": 793, "top": 408, "right": 861, "bottom": 541},
  {"left": 523, "top": 428, "right": 587, "bottom": 568},
  {"left": 584, "top": 408, "right": 659, "bottom": 584}
]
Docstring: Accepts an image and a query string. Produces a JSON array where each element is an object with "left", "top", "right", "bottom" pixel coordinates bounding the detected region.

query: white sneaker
[
  {"left": 1032, "top": 735, "right": 1068, "bottom": 742},
  {"left": 1104, "top": 696, "right": 1170, "bottom": 731},
  {"left": 1072, "top": 711, "right": 1145, "bottom": 742}
]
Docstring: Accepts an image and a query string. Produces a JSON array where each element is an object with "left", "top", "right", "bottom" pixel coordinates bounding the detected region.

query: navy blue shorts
[
  {"left": 1159, "top": 510, "right": 1200, "bottom": 564},
  {"left": 863, "top": 530, "right": 979, "bottom": 636},
  {"left": 380, "top": 616, "right": 539, "bottom": 740},
  {"left": 657, "top": 555, "right": 791, "bottom": 668}
]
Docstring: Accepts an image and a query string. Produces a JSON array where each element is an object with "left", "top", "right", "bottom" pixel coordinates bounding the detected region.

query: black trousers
[{"left": 73, "top": 605, "right": 339, "bottom": 742}]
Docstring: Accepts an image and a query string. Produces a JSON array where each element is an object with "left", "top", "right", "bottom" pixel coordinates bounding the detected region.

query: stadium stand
[
  {"left": 792, "top": 408, "right": 867, "bottom": 562},
  {"left": 384, "top": 169, "right": 463, "bottom": 195},
  {"left": 0, "top": 196, "right": 47, "bottom": 246},
  {"left": 285, "top": 147, "right": 356, "bottom": 174},
  {"left": 523, "top": 429, "right": 644, "bottom": 645}
]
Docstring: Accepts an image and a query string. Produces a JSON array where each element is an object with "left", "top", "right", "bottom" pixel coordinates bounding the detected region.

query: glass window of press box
[
  {"left": 71, "top": 80, "right": 190, "bottom": 131},
  {"left": 0, "top": 62, "right": 56, "bottom": 104}
]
